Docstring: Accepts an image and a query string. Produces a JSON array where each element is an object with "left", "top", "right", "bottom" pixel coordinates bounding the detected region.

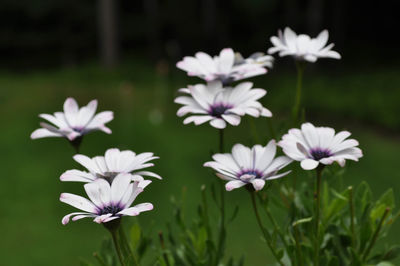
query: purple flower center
[
  {"left": 98, "top": 204, "right": 123, "bottom": 216},
  {"left": 237, "top": 169, "right": 263, "bottom": 181},
  {"left": 310, "top": 148, "right": 332, "bottom": 161},
  {"left": 72, "top": 127, "right": 84, "bottom": 133},
  {"left": 208, "top": 103, "right": 233, "bottom": 118}
]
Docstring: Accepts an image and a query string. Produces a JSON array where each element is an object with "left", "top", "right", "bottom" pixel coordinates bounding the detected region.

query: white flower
[
  {"left": 279, "top": 122, "right": 363, "bottom": 170},
  {"left": 60, "top": 173, "right": 153, "bottom": 224},
  {"left": 204, "top": 140, "right": 292, "bottom": 191},
  {"left": 176, "top": 48, "right": 273, "bottom": 84},
  {"left": 174, "top": 81, "right": 272, "bottom": 129},
  {"left": 31, "top": 97, "right": 113, "bottom": 141},
  {"left": 60, "top": 148, "right": 162, "bottom": 183},
  {"left": 268, "top": 27, "right": 341, "bottom": 62}
]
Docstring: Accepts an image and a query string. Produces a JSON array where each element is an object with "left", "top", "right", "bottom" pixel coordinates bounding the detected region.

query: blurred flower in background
[
  {"left": 268, "top": 27, "right": 341, "bottom": 62},
  {"left": 60, "top": 148, "right": 162, "bottom": 183},
  {"left": 176, "top": 48, "right": 272, "bottom": 84},
  {"left": 30, "top": 97, "right": 113, "bottom": 141}
]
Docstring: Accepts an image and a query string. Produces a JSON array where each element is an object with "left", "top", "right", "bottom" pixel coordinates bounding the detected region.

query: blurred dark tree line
[{"left": 0, "top": 0, "right": 398, "bottom": 69}]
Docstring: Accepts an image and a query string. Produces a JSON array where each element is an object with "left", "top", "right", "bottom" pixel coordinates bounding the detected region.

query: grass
[{"left": 0, "top": 61, "right": 399, "bottom": 265}]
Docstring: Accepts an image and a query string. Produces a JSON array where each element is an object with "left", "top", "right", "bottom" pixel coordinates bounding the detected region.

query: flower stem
[
  {"left": 159, "top": 231, "right": 171, "bottom": 266},
  {"left": 215, "top": 128, "right": 226, "bottom": 265},
  {"left": 110, "top": 228, "right": 126, "bottom": 266},
  {"left": 292, "top": 61, "right": 305, "bottom": 126},
  {"left": 348, "top": 186, "right": 356, "bottom": 249},
  {"left": 293, "top": 225, "right": 304, "bottom": 266},
  {"left": 314, "top": 167, "right": 323, "bottom": 266},
  {"left": 250, "top": 190, "right": 285, "bottom": 266},
  {"left": 219, "top": 129, "right": 224, "bottom": 153},
  {"left": 362, "top": 207, "right": 390, "bottom": 262},
  {"left": 257, "top": 194, "right": 289, "bottom": 251}
]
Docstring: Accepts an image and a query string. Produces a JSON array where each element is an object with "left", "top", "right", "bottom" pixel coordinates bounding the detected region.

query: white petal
[
  {"left": 251, "top": 179, "right": 266, "bottom": 191},
  {"left": 60, "top": 193, "right": 97, "bottom": 213},
  {"left": 225, "top": 180, "right": 246, "bottom": 191},
  {"left": 60, "top": 169, "right": 96, "bottom": 182},
  {"left": 300, "top": 159, "right": 319, "bottom": 170}
]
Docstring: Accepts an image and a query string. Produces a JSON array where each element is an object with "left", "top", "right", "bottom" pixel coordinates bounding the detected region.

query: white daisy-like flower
[
  {"left": 31, "top": 97, "right": 113, "bottom": 141},
  {"left": 174, "top": 81, "right": 272, "bottom": 129},
  {"left": 176, "top": 48, "right": 273, "bottom": 84},
  {"left": 60, "top": 148, "right": 162, "bottom": 183},
  {"left": 204, "top": 140, "right": 292, "bottom": 191},
  {"left": 279, "top": 122, "right": 363, "bottom": 170},
  {"left": 60, "top": 173, "right": 153, "bottom": 224},
  {"left": 268, "top": 27, "right": 341, "bottom": 62}
]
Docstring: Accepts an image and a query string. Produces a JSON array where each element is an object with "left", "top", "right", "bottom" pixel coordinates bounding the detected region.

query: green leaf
[
  {"left": 292, "top": 217, "right": 313, "bottom": 227},
  {"left": 376, "top": 262, "right": 395, "bottom": 266},
  {"left": 355, "top": 181, "right": 372, "bottom": 218}
]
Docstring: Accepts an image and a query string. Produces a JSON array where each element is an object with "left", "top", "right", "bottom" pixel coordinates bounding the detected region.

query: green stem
[
  {"left": 257, "top": 194, "right": 289, "bottom": 251},
  {"left": 293, "top": 225, "right": 304, "bottom": 266},
  {"left": 362, "top": 208, "right": 390, "bottom": 261},
  {"left": 292, "top": 61, "right": 305, "bottom": 125},
  {"left": 159, "top": 232, "right": 171, "bottom": 266},
  {"left": 250, "top": 190, "right": 285, "bottom": 266},
  {"left": 215, "top": 129, "right": 226, "bottom": 265},
  {"left": 111, "top": 229, "right": 127, "bottom": 266},
  {"left": 314, "top": 167, "right": 323, "bottom": 266},
  {"left": 219, "top": 129, "right": 224, "bottom": 153},
  {"left": 267, "top": 119, "right": 276, "bottom": 140},
  {"left": 348, "top": 186, "right": 356, "bottom": 249}
]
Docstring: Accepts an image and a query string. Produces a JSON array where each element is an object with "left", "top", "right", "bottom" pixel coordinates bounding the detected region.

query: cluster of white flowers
[
  {"left": 32, "top": 98, "right": 161, "bottom": 225},
  {"left": 176, "top": 28, "right": 361, "bottom": 192}
]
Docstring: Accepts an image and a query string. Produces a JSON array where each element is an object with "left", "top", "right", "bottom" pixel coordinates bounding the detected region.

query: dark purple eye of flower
[
  {"left": 72, "top": 127, "right": 84, "bottom": 133},
  {"left": 237, "top": 169, "right": 263, "bottom": 181},
  {"left": 310, "top": 148, "right": 332, "bottom": 160},
  {"left": 98, "top": 204, "right": 123, "bottom": 216},
  {"left": 209, "top": 103, "right": 233, "bottom": 118}
]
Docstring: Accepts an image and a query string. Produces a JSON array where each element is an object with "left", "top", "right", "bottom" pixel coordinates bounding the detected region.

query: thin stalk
[
  {"left": 293, "top": 225, "right": 304, "bottom": 266},
  {"left": 250, "top": 190, "right": 285, "bottom": 266},
  {"left": 348, "top": 186, "right": 356, "bottom": 249},
  {"left": 215, "top": 129, "right": 226, "bottom": 265},
  {"left": 257, "top": 194, "right": 289, "bottom": 251},
  {"left": 362, "top": 208, "right": 390, "bottom": 261},
  {"left": 267, "top": 119, "right": 277, "bottom": 140},
  {"left": 292, "top": 61, "right": 305, "bottom": 125},
  {"left": 159, "top": 232, "right": 171, "bottom": 266},
  {"left": 111, "top": 229, "right": 127, "bottom": 266},
  {"left": 201, "top": 185, "right": 213, "bottom": 239},
  {"left": 219, "top": 129, "right": 224, "bottom": 153},
  {"left": 93, "top": 252, "right": 107, "bottom": 266},
  {"left": 314, "top": 167, "right": 323, "bottom": 266},
  {"left": 119, "top": 225, "right": 139, "bottom": 266}
]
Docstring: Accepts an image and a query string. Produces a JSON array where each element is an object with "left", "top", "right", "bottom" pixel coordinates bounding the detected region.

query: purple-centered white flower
[
  {"left": 279, "top": 122, "right": 363, "bottom": 170},
  {"left": 268, "top": 27, "right": 341, "bottom": 63},
  {"left": 60, "top": 173, "right": 153, "bottom": 224},
  {"left": 60, "top": 148, "right": 161, "bottom": 183},
  {"left": 31, "top": 97, "right": 113, "bottom": 141},
  {"left": 175, "top": 81, "right": 272, "bottom": 129},
  {"left": 176, "top": 48, "right": 273, "bottom": 84},
  {"left": 204, "top": 140, "right": 292, "bottom": 191}
]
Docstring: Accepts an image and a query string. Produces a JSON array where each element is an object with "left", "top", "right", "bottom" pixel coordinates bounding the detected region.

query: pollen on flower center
[
  {"left": 310, "top": 148, "right": 332, "bottom": 161},
  {"left": 209, "top": 103, "right": 233, "bottom": 118},
  {"left": 98, "top": 204, "right": 123, "bottom": 216}
]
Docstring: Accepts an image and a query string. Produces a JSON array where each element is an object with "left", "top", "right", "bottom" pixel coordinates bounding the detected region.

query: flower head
[
  {"left": 279, "top": 122, "right": 363, "bottom": 170},
  {"left": 204, "top": 140, "right": 292, "bottom": 191},
  {"left": 175, "top": 81, "right": 272, "bottom": 129},
  {"left": 60, "top": 173, "right": 153, "bottom": 224},
  {"left": 268, "top": 27, "right": 341, "bottom": 62},
  {"left": 31, "top": 97, "right": 113, "bottom": 141},
  {"left": 60, "top": 148, "right": 161, "bottom": 183},
  {"left": 176, "top": 48, "right": 273, "bottom": 84}
]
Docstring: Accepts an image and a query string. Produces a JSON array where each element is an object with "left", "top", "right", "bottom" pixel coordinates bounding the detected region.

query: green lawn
[{"left": 0, "top": 62, "right": 399, "bottom": 265}]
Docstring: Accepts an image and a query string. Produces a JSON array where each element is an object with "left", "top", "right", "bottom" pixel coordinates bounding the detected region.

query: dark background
[
  {"left": 1, "top": 1, "right": 399, "bottom": 265},
  {"left": 1, "top": 0, "right": 399, "bottom": 69}
]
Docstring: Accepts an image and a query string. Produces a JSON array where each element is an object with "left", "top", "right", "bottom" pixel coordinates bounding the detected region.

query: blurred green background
[{"left": 0, "top": 1, "right": 399, "bottom": 265}]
